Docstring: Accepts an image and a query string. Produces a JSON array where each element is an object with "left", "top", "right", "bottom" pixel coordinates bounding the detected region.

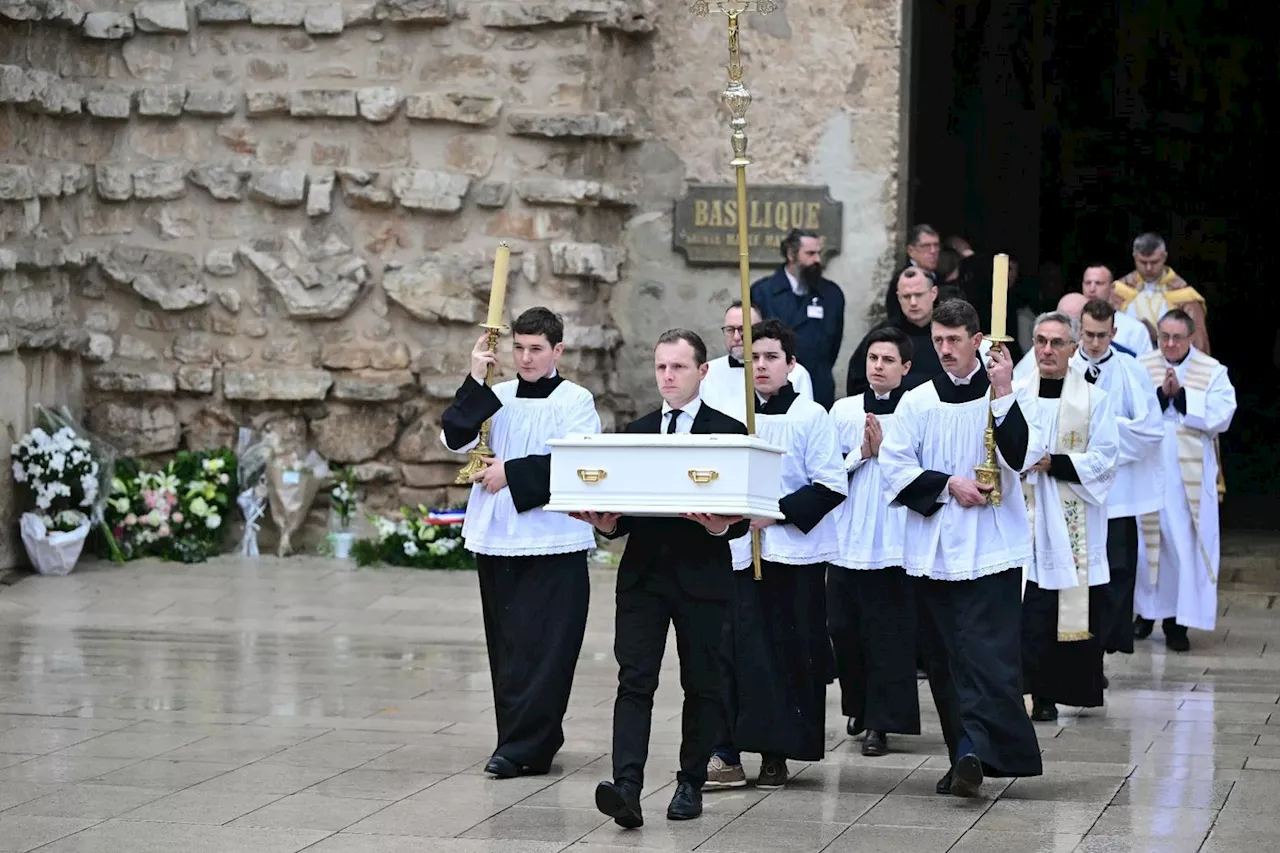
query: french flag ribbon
[{"left": 426, "top": 509, "right": 466, "bottom": 526}]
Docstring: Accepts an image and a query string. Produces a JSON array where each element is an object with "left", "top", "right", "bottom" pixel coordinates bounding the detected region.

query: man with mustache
[
  {"left": 879, "top": 299, "right": 1044, "bottom": 797},
  {"left": 749, "top": 228, "right": 845, "bottom": 409}
]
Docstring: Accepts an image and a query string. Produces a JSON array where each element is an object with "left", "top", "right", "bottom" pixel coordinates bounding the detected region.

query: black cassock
[
  {"left": 442, "top": 373, "right": 590, "bottom": 772},
  {"left": 1019, "top": 378, "right": 1110, "bottom": 708},
  {"left": 721, "top": 387, "right": 845, "bottom": 761},
  {"left": 894, "top": 370, "right": 1043, "bottom": 778},
  {"left": 1102, "top": 516, "right": 1139, "bottom": 655},
  {"left": 827, "top": 389, "right": 921, "bottom": 735}
]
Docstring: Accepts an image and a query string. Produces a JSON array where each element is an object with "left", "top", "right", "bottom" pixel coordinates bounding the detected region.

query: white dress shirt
[{"left": 661, "top": 397, "right": 703, "bottom": 435}]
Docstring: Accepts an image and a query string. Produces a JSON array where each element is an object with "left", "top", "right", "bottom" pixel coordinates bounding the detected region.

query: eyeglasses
[
  {"left": 1033, "top": 336, "right": 1071, "bottom": 350},
  {"left": 721, "top": 325, "right": 744, "bottom": 336},
  {"left": 1157, "top": 332, "right": 1189, "bottom": 343},
  {"left": 913, "top": 241, "right": 941, "bottom": 251}
]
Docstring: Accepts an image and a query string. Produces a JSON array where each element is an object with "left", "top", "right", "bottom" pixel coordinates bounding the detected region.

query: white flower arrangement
[{"left": 10, "top": 426, "right": 100, "bottom": 514}]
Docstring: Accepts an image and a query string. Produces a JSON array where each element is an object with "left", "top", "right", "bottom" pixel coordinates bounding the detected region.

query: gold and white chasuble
[{"left": 1020, "top": 369, "right": 1118, "bottom": 640}]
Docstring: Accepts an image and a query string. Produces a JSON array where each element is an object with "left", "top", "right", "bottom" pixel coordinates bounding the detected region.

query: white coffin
[{"left": 543, "top": 433, "right": 786, "bottom": 519}]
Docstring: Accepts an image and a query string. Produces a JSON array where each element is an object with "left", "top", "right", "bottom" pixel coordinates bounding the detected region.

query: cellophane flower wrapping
[
  {"left": 235, "top": 428, "right": 273, "bottom": 558},
  {"left": 19, "top": 511, "right": 90, "bottom": 576},
  {"left": 10, "top": 404, "right": 122, "bottom": 563},
  {"left": 267, "top": 450, "right": 330, "bottom": 557}
]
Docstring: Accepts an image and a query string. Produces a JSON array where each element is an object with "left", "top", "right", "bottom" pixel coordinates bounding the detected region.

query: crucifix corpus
[{"left": 690, "top": 0, "right": 776, "bottom": 580}]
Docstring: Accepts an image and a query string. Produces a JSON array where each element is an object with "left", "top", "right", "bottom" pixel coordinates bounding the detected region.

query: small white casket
[{"left": 543, "top": 434, "right": 785, "bottom": 519}]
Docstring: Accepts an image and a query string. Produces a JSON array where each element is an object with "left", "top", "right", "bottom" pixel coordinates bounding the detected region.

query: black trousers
[
  {"left": 476, "top": 550, "right": 590, "bottom": 771},
  {"left": 1021, "top": 580, "right": 1108, "bottom": 708},
  {"left": 914, "top": 569, "right": 1042, "bottom": 778},
  {"left": 828, "top": 568, "right": 921, "bottom": 734},
  {"left": 612, "top": 569, "right": 726, "bottom": 791},
  {"left": 1103, "top": 516, "right": 1139, "bottom": 654}
]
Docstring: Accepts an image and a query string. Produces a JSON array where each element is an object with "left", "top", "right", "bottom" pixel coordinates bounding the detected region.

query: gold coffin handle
[
  {"left": 687, "top": 469, "right": 719, "bottom": 485},
  {"left": 576, "top": 468, "right": 607, "bottom": 484}
]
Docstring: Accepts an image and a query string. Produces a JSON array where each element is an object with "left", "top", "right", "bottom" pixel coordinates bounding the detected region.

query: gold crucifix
[
  {"left": 689, "top": 0, "right": 775, "bottom": 579},
  {"left": 1062, "top": 430, "right": 1084, "bottom": 451}
]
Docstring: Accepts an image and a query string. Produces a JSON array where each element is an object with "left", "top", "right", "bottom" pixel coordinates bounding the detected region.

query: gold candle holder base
[
  {"left": 454, "top": 323, "right": 506, "bottom": 487},
  {"left": 974, "top": 335, "right": 1012, "bottom": 506}
]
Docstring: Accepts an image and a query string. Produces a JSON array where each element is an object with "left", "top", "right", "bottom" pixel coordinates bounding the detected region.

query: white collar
[
  {"left": 662, "top": 396, "right": 702, "bottom": 420},
  {"left": 873, "top": 390, "right": 892, "bottom": 401},
  {"left": 785, "top": 267, "right": 807, "bottom": 295},
  {"left": 946, "top": 361, "right": 982, "bottom": 386}
]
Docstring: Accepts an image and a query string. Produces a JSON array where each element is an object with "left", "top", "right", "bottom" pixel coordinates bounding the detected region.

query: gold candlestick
[
  {"left": 692, "top": 0, "right": 775, "bottom": 581},
  {"left": 455, "top": 243, "right": 511, "bottom": 486},
  {"left": 974, "top": 336, "right": 1012, "bottom": 505}
]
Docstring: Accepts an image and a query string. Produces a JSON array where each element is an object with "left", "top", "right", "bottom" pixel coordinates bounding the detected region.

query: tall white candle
[
  {"left": 991, "top": 253, "right": 1009, "bottom": 339},
  {"left": 485, "top": 243, "right": 510, "bottom": 327}
]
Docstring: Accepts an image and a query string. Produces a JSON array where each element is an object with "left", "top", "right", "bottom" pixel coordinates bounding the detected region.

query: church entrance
[{"left": 906, "top": 0, "right": 1280, "bottom": 529}]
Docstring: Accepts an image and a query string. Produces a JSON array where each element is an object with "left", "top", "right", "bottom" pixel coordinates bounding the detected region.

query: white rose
[
  {"left": 205, "top": 514, "right": 222, "bottom": 530},
  {"left": 403, "top": 541, "right": 419, "bottom": 557}
]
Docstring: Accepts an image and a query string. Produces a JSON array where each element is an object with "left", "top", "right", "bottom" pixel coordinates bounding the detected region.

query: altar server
[
  {"left": 439, "top": 306, "right": 600, "bottom": 778},
  {"left": 574, "top": 330, "right": 749, "bottom": 828},
  {"left": 708, "top": 319, "right": 846, "bottom": 790},
  {"left": 1071, "top": 299, "right": 1164, "bottom": 657},
  {"left": 701, "top": 300, "right": 813, "bottom": 425},
  {"left": 1019, "top": 311, "right": 1119, "bottom": 723},
  {"left": 828, "top": 326, "right": 919, "bottom": 757},
  {"left": 879, "top": 298, "right": 1044, "bottom": 797},
  {"left": 1134, "top": 309, "right": 1236, "bottom": 651}
]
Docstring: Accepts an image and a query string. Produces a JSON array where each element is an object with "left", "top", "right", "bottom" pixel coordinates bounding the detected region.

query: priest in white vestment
[
  {"left": 1134, "top": 309, "right": 1236, "bottom": 650},
  {"left": 1073, "top": 299, "right": 1164, "bottom": 656},
  {"left": 829, "top": 326, "right": 918, "bottom": 758},
  {"left": 440, "top": 307, "right": 600, "bottom": 778},
  {"left": 700, "top": 300, "right": 812, "bottom": 425},
  {"left": 712, "top": 319, "right": 846, "bottom": 791},
  {"left": 879, "top": 298, "right": 1044, "bottom": 798},
  {"left": 1018, "top": 312, "right": 1118, "bottom": 723}
]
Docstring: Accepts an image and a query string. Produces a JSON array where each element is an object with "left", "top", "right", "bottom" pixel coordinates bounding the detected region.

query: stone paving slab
[{"left": 0, "top": 555, "right": 1279, "bottom": 851}]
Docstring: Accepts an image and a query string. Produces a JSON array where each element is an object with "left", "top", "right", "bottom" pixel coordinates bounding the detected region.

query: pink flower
[
  {"left": 124, "top": 513, "right": 138, "bottom": 526},
  {"left": 143, "top": 491, "right": 157, "bottom": 509},
  {"left": 171, "top": 511, "right": 184, "bottom": 524},
  {"left": 165, "top": 491, "right": 177, "bottom": 506},
  {"left": 157, "top": 524, "right": 171, "bottom": 538}
]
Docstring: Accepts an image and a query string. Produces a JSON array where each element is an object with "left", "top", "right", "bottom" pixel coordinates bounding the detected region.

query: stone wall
[{"left": 0, "top": 0, "right": 907, "bottom": 544}]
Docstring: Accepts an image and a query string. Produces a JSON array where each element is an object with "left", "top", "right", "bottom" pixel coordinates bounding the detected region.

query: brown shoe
[{"left": 704, "top": 755, "right": 746, "bottom": 789}]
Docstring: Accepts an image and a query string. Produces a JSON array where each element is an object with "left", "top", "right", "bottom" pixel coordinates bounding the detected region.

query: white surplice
[
  {"left": 440, "top": 379, "right": 600, "bottom": 557},
  {"left": 1113, "top": 311, "right": 1155, "bottom": 356},
  {"left": 729, "top": 396, "right": 846, "bottom": 570},
  {"left": 1068, "top": 347, "right": 1164, "bottom": 519},
  {"left": 1020, "top": 371, "right": 1118, "bottom": 590},
  {"left": 700, "top": 355, "right": 813, "bottom": 426},
  {"left": 1134, "top": 348, "right": 1237, "bottom": 631},
  {"left": 830, "top": 394, "right": 906, "bottom": 570},
  {"left": 879, "top": 378, "right": 1046, "bottom": 581}
]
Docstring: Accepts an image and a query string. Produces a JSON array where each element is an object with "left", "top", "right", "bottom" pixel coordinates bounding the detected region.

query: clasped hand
[
  {"left": 860, "top": 413, "right": 883, "bottom": 460},
  {"left": 947, "top": 475, "right": 993, "bottom": 507}
]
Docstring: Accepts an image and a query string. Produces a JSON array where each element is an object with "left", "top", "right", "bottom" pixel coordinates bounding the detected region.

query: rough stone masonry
[{"left": 0, "top": 0, "right": 906, "bottom": 538}]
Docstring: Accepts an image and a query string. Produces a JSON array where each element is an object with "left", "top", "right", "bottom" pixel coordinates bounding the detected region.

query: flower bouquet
[
  {"left": 234, "top": 428, "right": 272, "bottom": 558},
  {"left": 266, "top": 449, "right": 330, "bottom": 557},
  {"left": 352, "top": 505, "right": 473, "bottom": 570},
  {"left": 103, "top": 449, "right": 237, "bottom": 563},
  {"left": 9, "top": 411, "right": 109, "bottom": 574},
  {"left": 328, "top": 467, "right": 357, "bottom": 559}
]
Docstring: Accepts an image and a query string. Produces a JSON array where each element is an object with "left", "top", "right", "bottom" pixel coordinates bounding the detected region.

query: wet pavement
[{"left": 0, "top": 554, "right": 1279, "bottom": 852}]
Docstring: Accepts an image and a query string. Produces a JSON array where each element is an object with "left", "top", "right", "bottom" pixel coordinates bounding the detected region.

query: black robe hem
[{"left": 1021, "top": 581, "right": 1107, "bottom": 709}]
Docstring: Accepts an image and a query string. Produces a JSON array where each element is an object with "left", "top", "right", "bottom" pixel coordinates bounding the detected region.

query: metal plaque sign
[{"left": 672, "top": 183, "right": 843, "bottom": 266}]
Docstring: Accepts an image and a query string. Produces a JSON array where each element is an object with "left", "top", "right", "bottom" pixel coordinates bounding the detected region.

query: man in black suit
[{"left": 573, "top": 329, "right": 750, "bottom": 829}]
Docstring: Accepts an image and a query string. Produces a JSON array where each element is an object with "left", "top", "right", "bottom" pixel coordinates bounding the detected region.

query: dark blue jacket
[{"left": 749, "top": 266, "right": 845, "bottom": 408}]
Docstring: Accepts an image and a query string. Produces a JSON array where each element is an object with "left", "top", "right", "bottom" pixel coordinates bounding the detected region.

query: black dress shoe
[
  {"left": 1030, "top": 698, "right": 1059, "bottom": 722},
  {"left": 935, "top": 769, "right": 953, "bottom": 795},
  {"left": 595, "top": 780, "right": 643, "bottom": 829},
  {"left": 666, "top": 780, "right": 702, "bottom": 821},
  {"left": 949, "top": 753, "right": 984, "bottom": 798},
  {"left": 484, "top": 755, "right": 520, "bottom": 778},
  {"left": 1134, "top": 616, "right": 1154, "bottom": 639},
  {"left": 862, "top": 730, "right": 889, "bottom": 757},
  {"left": 847, "top": 717, "right": 865, "bottom": 737},
  {"left": 1164, "top": 619, "right": 1191, "bottom": 652}
]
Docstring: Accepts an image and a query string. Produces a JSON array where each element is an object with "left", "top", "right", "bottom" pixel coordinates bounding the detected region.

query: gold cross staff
[{"left": 690, "top": 0, "right": 775, "bottom": 580}]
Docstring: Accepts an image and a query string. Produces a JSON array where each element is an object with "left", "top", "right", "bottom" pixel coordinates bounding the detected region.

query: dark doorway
[{"left": 908, "top": 0, "right": 1280, "bottom": 527}]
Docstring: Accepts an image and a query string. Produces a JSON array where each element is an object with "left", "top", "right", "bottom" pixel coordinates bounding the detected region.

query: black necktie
[{"left": 667, "top": 409, "right": 682, "bottom": 434}]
